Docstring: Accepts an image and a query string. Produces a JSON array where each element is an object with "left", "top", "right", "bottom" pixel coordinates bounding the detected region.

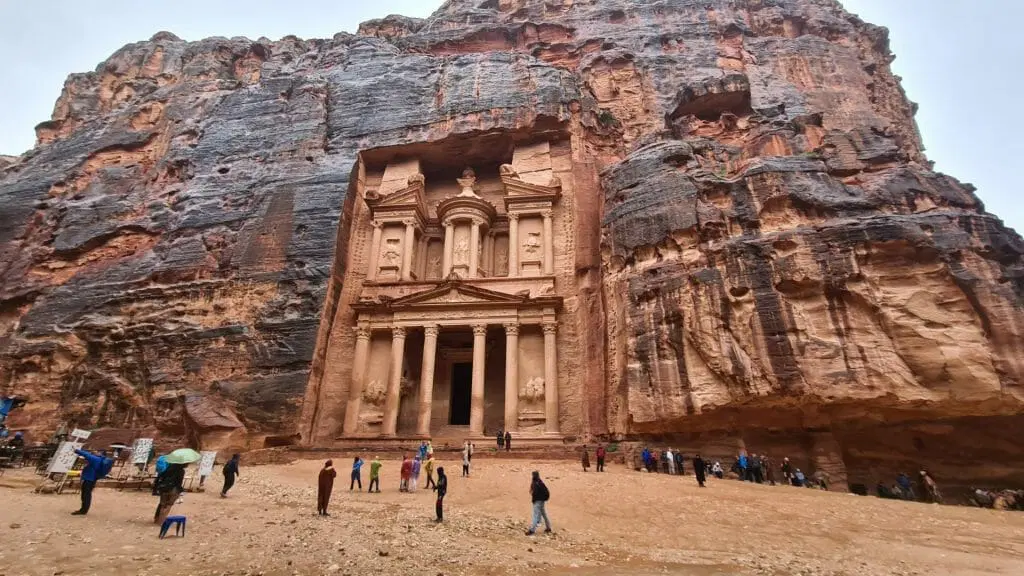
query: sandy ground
[{"left": 1, "top": 457, "right": 1023, "bottom": 576}]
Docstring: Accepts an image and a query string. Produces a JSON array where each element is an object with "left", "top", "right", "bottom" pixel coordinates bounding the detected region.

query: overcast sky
[{"left": 0, "top": 0, "right": 1019, "bottom": 232}]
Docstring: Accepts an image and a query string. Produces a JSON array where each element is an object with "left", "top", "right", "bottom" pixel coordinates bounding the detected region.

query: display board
[
  {"left": 46, "top": 441, "right": 83, "bottom": 474},
  {"left": 198, "top": 451, "right": 217, "bottom": 477},
  {"left": 70, "top": 429, "right": 91, "bottom": 441},
  {"left": 131, "top": 438, "right": 153, "bottom": 465}
]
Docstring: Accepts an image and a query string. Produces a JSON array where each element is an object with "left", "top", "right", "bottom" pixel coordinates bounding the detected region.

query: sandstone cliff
[{"left": 1, "top": 0, "right": 1021, "bottom": 494}]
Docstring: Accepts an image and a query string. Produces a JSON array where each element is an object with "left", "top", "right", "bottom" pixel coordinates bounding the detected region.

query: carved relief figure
[
  {"left": 428, "top": 255, "right": 442, "bottom": 278},
  {"left": 496, "top": 248, "right": 508, "bottom": 275},
  {"left": 454, "top": 238, "right": 469, "bottom": 263},
  {"left": 363, "top": 379, "right": 386, "bottom": 406},
  {"left": 381, "top": 239, "right": 401, "bottom": 266},
  {"left": 519, "top": 376, "right": 545, "bottom": 402},
  {"left": 523, "top": 232, "right": 542, "bottom": 254}
]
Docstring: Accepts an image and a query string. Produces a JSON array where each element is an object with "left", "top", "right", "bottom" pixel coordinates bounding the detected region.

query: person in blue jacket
[{"left": 72, "top": 448, "right": 113, "bottom": 516}]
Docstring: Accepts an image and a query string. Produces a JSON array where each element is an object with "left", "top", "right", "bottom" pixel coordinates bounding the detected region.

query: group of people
[
  {"left": 495, "top": 430, "right": 513, "bottom": 451},
  {"left": 636, "top": 447, "right": 712, "bottom": 487},
  {"left": 579, "top": 444, "right": 606, "bottom": 472},
  {"left": 875, "top": 471, "right": 942, "bottom": 503}
]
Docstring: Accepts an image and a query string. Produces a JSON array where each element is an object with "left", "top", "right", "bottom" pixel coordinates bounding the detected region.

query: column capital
[
  {"left": 402, "top": 217, "right": 416, "bottom": 227},
  {"left": 443, "top": 217, "right": 454, "bottom": 227},
  {"left": 542, "top": 322, "right": 557, "bottom": 335},
  {"left": 371, "top": 220, "right": 384, "bottom": 229},
  {"left": 541, "top": 209, "right": 553, "bottom": 219},
  {"left": 504, "top": 323, "right": 519, "bottom": 336},
  {"left": 392, "top": 326, "right": 407, "bottom": 339},
  {"left": 424, "top": 324, "right": 440, "bottom": 337},
  {"left": 507, "top": 212, "right": 520, "bottom": 222},
  {"left": 354, "top": 326, "right": 372, "bottom": 340},
  {"left": 472, "top": 324, "right": 488, "bottom": 336}
]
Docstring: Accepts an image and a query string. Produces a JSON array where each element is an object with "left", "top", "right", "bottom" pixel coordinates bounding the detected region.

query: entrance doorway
[{"left": 449, "top": 362, "right": 472, "bottom": 425}]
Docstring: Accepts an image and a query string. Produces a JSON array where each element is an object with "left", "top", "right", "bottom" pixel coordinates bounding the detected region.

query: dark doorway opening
[{"left": 449, "top": 363, "right": 472, "bottom": 425}]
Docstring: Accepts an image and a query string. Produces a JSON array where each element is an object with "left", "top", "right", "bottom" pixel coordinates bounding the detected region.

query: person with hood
[
  {"left": 526, "top": 471, "right": 552, "bottom": 535},
  {"left": 433, "top": 466, "right": 448, "bottom": 522},
  {"left": 317, "top": 460, "right": 337, "bottom": 516},
  {"left": 504, "top": 431, "right": 512, "bottom": 452},
  {"left": 400, "top": 454, "right": 413, "bottom": 491},
  {"left": 595, "top": 444, "right": 606, "bottom": 472},
  {"left": 411, "top": 455, "right": 422, "bottom": 492},
  {"left": 368, "top": 456, "right": 382, "bottom": 493},
  {"left": 581, "top": 445, "right": 590, "bottom": 472},
  {"left": 221, "top": 454, "right": 240, "bottom": 497},
  {"left": 693, "top": 454, "right": 707, "bottom": 487},
  {"left": 350, "top": 456, "right": 364, "bottom": 491},
  {"left": 154, "top": 462, "right": 186, "bottom": 524},
  {"left": 71, "top": 448, "right": 113, "bottom": 516},
  {"left": 424, "top": 454, "right": 436, "bottom": 489}
]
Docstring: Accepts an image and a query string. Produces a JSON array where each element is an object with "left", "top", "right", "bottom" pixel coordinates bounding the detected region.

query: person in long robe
[
  {"left": 433, "top": 466, "right": 448, "bottom": 522},
  {"left": 693, "top": 454, "right": 707, "bottom": 487},
  {"left": 221, "top": 454, "right": 240, "bottom": 497},
  {"left": 400, "top": 455, "right": 412, "bottom": 491},
  {"left": 411, "top": 456, "right": 422, "bottom": 492},
  {"left": 317, "top": 460, "right": 336, "bottom": 516},
  {"left": 581, "top": 445, "right": 590, "bottom": 472}
]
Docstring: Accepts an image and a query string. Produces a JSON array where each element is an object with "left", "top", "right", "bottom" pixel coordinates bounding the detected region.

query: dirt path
[{"left": 1, "top": 458, "right": 1023, "bottom": 575}]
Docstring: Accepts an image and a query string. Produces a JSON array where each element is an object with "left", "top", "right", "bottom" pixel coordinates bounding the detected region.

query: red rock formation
[{"left": 1, "top": 1, "right": 1021, "bottom": 496}]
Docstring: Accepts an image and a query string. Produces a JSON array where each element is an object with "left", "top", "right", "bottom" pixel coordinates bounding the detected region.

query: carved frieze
[
  {"left": 523, "top": 232, "right": 542, "bottom": 255},
  {"left": 519, "top": 376, "right": 545, "bottom": 402},
  {"left": 363, "top": 379, "right": 386, "bottom": 406}
]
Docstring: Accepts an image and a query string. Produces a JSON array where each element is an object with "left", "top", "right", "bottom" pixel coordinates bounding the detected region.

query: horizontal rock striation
[{"left": 1, "top": 0, "right": 1021, "bottom": 493}]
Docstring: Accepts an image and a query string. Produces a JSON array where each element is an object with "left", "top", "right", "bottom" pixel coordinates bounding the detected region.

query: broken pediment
[
  {"left": 392, "top": 280, "right": 527, "bottom": 307},
  {"left": 365, "top": 178, "right": 429, "bottom": 223}
]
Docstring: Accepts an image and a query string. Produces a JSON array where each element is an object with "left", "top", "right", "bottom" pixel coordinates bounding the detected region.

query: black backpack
[{"left": 534, "top": 481, "right": 550, "bottom": 502}]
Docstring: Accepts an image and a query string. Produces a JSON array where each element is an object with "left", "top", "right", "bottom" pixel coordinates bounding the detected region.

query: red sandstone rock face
[{"left": 1, "top": 1, "right": 1022, "bottom": 493}]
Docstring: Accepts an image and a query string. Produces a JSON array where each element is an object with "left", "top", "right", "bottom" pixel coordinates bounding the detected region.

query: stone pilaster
[
  {"left": 543, "top": 321, "right": 559, "bottom": 433},
  {"left": 343, "top": 326, "right": 372, "bottom": 435},
  {"left": 442, "top": 219, "right": 454, "bottom": 277},
  {"left": 382, "top": 326, "right": 407, "bottom": 436},
  {"left": 470, "top": 324, "right": 487, "bottom": 435},
  {"left": 367, "top": 221, "right": 382, "bottom": 281},
  {"left": 542, "top": 210, "right": 554, "bottom": 275},
  {"left": 507, "top": 213, "right": 519, "bottom": 277},
  {"left": 417, "top": 324, "right": 439, "bottom": 436},
  {"left": 469, "top": 219, "right": 481, "bottom": 278},
  {"left": 504, "top": 323, "right": 519, "bottom": 431},
  {"left": 401, "top": 219, "right": 416, "bottom": 281}
]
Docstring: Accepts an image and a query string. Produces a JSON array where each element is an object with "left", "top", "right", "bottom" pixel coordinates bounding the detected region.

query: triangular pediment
[
  {"left": 390, "top": 280, "right": 527, "bottom": 307},
  {"left": 501, "top": 174, "right": 562, "bottom": 198},
  {"left": 377, "top": 183, "right": 424, "bottom": 207}
]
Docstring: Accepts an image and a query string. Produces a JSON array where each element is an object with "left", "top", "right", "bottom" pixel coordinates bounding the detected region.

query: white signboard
[
  {"left": 70, "top": 428, "right": 91, "bottom": 440},
  {"left": 131, "top": 438, "right": 153, "bottom": 465},
  {"left": 46, "top": 441, "right": 83, "bottom": 474},
  {"left": 198, "top": 451, "right": 217, "bottom": 477}
]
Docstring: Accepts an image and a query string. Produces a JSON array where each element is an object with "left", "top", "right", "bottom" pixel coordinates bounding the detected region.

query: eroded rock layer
[{"left": 1, "top": 0, "right": 1022, "bottom": 492}]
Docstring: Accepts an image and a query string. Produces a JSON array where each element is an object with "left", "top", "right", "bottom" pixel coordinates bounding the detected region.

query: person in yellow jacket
[{"left": 424, "top": 455, "right": 437, "bottom": 489}]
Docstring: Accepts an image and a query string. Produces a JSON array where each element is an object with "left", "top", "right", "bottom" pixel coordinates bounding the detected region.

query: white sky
[{"left": 0, "top": 0, "right": 1019, "bottom": 232}]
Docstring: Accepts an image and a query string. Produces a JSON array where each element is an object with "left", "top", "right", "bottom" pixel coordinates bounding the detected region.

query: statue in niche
[
  {"left": 523, "top": 231, "right": 542, "bottom": 254},
  {"left": 496, "top": 248, "right": 508, "bottom": 275},
  {"left": 381, "top": 238, "right": 401, "bottom": 266},
  {"left": 519, "top": 376, "right": 545, "bottom": 403},
  {"left": 454, "top": 238, "right": 469, "bottom": 263},
  {"left": 363, "top": 379, "right": 386, "bottom": 406},
  {"left": 499, "top": 164, "right": 519, "bottom": 178},
  {"left": 428, "top": 255, "right": 442, "bottom": 278}
]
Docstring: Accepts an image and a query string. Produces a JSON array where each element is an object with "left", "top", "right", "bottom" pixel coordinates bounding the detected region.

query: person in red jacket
[
  {"left": 399, "top": 454, "right": 412, "bottom": 492},
  {"left": 595, "top": 445, "right": 607, "bottom": 472}
]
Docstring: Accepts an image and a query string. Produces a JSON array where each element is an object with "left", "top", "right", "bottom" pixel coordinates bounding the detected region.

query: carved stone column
[
  {"left": 507, "top": 213, "right": 519, "bottom": 277},
  {"left": 343, "top": 326, "right": 372, "bottom": 435},
  {"left": 367, "top": 221, "right": 383, "bottom": 281},
  {"left": 382, "top": 326, "right": 407, "bottom": 436},
  {"left": 401, "top": 220, "right": 416, "bottom": 281},
  {"left": 543, "top": 321, "right": 559, "bottom": 433},
  {"left": 469, "top": 220, "right": 481, "bottom": 278},
  {"left": 542, "top": 210, "right": 554, "bottom": 275},
  {"left": 442, "top": 219, "right": 454, "bottom": 278},
  {"left": 416, "top": 324, "right": 439, "bottom": 437},
  {"left": 470, "top": 324, "right": 487, "bottom": 435},
  {"left": 504, "top": 323, "right": 519, "bottom": 432},
  {"left": 483, "top": 233, "right": 493, "bottom": 276},
  {"left": 416, "top": 236, "right": 428, "bottom": 280}
]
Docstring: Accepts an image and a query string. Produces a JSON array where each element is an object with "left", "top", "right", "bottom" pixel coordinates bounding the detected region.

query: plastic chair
[{"left": 159, "top": 515, "right": 187, "bottom": 538}]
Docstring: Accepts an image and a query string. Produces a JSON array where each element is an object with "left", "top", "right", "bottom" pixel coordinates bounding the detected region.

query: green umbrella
[{"left": 164, "top": 448, "right": 202, "bottom": 465}]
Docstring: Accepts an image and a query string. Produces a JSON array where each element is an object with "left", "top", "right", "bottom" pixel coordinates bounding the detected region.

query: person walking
[
  {"left": 595, "top": 445, "right": 606, "bottom": 472},
  {"left": 369, "top": 456, "right": 382, "bottom": 493},
  {"left": 424, "top": 455, "right": 436, "bottom": 489},
  {"left": 71, "top": 448, "right": 113, "bottom": 516},
  {"left": 764, "top": 456, "right": 777, "bottom": 486},
  {"left": 433, "top": 466, "right": 448, "bottom": 522},
  {"left": 781, "top": 457, "right": 793, "bottom": 484},
  {"left": 525, "top": 471, "right": 552, "bottom": 535},
  {"left": 317, "top": 460, "right": 336, "bottom": 516},
  {"left": 411, "top": 455, "right": 422, "bottom": 492},
  {"left": 581, "top": 445, "right": 590, "bottom": 472},
  {"left": 426, "top": 441, "right": 434, "bottom": 459},
  {"left": 469, "top": 442, "right": 475, "bottom": 462},
  {"left": 154, "top": 462, "right": 185, "bottom": 524},
  {"left": 221, "top": 453, "right": 240, "bottom": 497},
  {"left": 400, "top": 454, "right": 412, "bottom": 491},
  {"left": 461, "top": 445, "right": 470, "bottom": 477},
  {"left": 693, "top": 454, "right": 707, "bottom": 488},
  {"left": 497, "top": 429, "right": 504, "bottom": 449},
  {"left": 350, "top": 456, "right": 364, "bottom": 491},
  {"left": 505, "top": 431, "right": 512, "bottom": 451}
]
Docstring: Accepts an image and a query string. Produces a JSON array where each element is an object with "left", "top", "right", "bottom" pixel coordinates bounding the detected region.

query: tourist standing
[
  {"left": 411, "top": 455, "right": 422, "bottom": 492},
  {"left": 497, "top": 429, "right": 504, "bottom": 449},
  {"left": 317, "top": 460, "right": 336, "bottom": 516},
  {"left": 737, "top": 452, "right": 749, "bottom": 481},
  {"left": 426, "top": 441, "right": 434, "bottom": 459},
  {"left": 666, "top": 448, "right": 676, "bottom": 475},
  {"left": 400, "top": 455, "right": 412, "bottom": 491},
  {"left": 674, "top": 451, "right": 685, "bottom": 476},
  {"left": 896, "top": 472, "right": 914, "bottom": 500},
  {"left": 350, "top": 456, "right": 364, "bottom": 491},
  {"left": 595, "top": 444, "right": 606, "bottom": 472},
  {"left": 418, "top": 441, "right": 428, "bottom": 461},
  {"left": 154, "top": 463, "right": 185, "bottom": 524},
  {"left": 581, "top": 445, "right": 590, "bottom": 472},
  {"left": 781, "top": 457, "right": 793, "bottom": 483},
  {"left": 369, "top": 456, "right": 382, "bottom": 493},
  {"left": 641, "top": 447, "right": 652, "bottom": 472},
  {"left": 764, "top": 456, "right": 777, "bottom": 486},
  {"left": 221, "top": 453, "right": 240, "bottom": 497},
  {"left": 461, "top": 445, "right": 470, "bottom": 477},
  {"left": 433, "top": 466, "right": 448, "bottom": 522},
  {"left": 525, "top": 471, "right": 552, "bottom": 535},
  {"left": 920, "top": 470, "right": 942, "bottom": 503},
  {"left": 505, "top": 431, "right": 512, "bottom": 451},
  {"left": 425, "top": 455, "right": 436, "bottom": 489},
  {"left": 712, "top": 461, "right": 724, "bottom": 479},
  {"left": 751, "top": 453, "right": 764, "bottom": 484},
  {"left": 693, "top": 454, "right": 707, "bottom": 487},
  {"left": 71, "top": 448, "right": 113, "bottom": 516}
]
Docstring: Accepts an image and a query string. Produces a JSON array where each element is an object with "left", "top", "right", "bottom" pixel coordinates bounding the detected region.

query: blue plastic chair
[{"left": 159, "top": 515, "right": 187, "bottom": 538}]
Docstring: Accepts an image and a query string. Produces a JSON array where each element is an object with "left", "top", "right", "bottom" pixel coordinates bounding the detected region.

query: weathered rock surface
[{"left": 1, "top": 0, "right": 1022, "bottom": 492}]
